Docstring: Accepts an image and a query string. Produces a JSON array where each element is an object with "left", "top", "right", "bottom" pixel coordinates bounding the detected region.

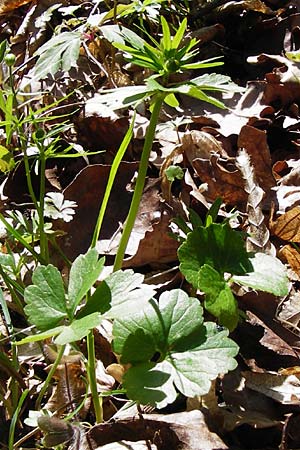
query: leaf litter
[{"left": 2, "top": 1, "right": 300, "bottom": 449}]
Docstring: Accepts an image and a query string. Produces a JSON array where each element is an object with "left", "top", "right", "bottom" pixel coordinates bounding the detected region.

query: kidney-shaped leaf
[
  {"left": 113, "top": 289, "right": 238, "bottom": 407},
  {"left": 24, "top": 265, "right": 67, "bottom": 331},
  {"left": 178, "top": 223, "right": 252, "bottom": 289}
]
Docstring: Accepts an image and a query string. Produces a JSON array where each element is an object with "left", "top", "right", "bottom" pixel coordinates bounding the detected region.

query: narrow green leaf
[
  {"left": 0, "top": 40, "right": 7, "bottom": 63},
  {"left": 24, "top": 265, "right": 67, "bottom": 331},
  {"left": 172, "top": 18, "right": 187, "bottom": 49},
  {"left": 161, "top": 16, "right": 171, "bottom": 51},
  {"left": 164, "top": 93, "right": 179, "bottom": 108},
  {"left": 68, "top": 249, "right": 105, "bottom": 316},
  {"left": 177, "top": 84, "right": 226, "bottom": 109},
  {"left": 182, "top": 61, "right": 224, "bottom": 70},
  {"left": 16, "top": 326, "right": 64, "bottom": 345}
]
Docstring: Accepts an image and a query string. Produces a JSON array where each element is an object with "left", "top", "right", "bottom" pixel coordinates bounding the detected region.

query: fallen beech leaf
[
  {"left": 182, "top": 130, "right": 225, "bottom": 164},
  {"left": 270, "top": 206, "right": 300, "bottom": 242},
  {"left": 279, "top": 244, "right": 300, "bottom": 276},
  {"left": 243, "top": 370, "right": 300, "bottom": 404},
  {"left": 221, "top": 369, "right": 282, "bottom": 432},
  {"left": 46, "top": 357, "right": 88, "bottom": 417}
]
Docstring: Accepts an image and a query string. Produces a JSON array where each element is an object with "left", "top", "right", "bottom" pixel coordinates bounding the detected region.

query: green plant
[
  {"left": 177, "top": 206, "right": 289, "bottom": 330},
  {"left": 98, "top": 16, "right": 243, "bottom": 270},
  {"left": 16, "top": 247, "right": 239, "bottom": 411}
]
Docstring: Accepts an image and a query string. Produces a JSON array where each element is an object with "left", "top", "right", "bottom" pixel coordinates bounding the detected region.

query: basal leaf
[
  {"left": 113, "top": 289, "right": 238, "bottom": 407},
  {"left": 178, "top": 222, "right": 252, "bottom": 289},
  {"left": 78, "top": 269, "right": 156, "bottom": 320},
  {"left": 122, "top": 361, "right": 176, "bottom": 409},
  {"left": 68, "top": 248, "right": 105, "bottom": 316},
  {"left": 168, "top": 322, "right": 238, "bottom": 398},
  {"left": 104, "top": 270, "right": 156, "bottom": 319},
  {"left": 232, "top": 253, "right": 289, "bottom": 296},
  {"left": 24, "top": 265, "right": 67, "bottom": 331}
]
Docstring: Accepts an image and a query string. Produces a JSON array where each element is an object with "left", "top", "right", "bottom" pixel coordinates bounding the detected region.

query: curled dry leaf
[{"left": 236, "top": 149, "right": 273, "bottom": 253}]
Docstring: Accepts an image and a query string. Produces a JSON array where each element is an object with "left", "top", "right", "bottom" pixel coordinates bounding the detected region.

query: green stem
[
  {"left": 38, "top": 144, "right": 49, "bottom": 263},
  {"left": 22, "top": 145, "right": 38, "bottom": 210},
  {"left": 0, "top": 214, "right": 44, "bottom": 264},
  {"left": 87, "top": 332, "right": 103, "bottom": 423},
  {"left": 9, "top": 388, "right": 29, "bottom": 450},
  {"left": 35, "top": 345, "right": 65, "bottom": 410},
  {"left": 91, "top": 113, "right": 135, "bottom": 248},
  {"left": 0, "top": 286, "right": 19, "bottom": 409},
  {"left": 113, "top": 94, "right": 165, "bottom": 271}
]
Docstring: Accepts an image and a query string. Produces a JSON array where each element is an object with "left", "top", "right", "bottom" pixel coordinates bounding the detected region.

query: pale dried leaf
[{"left": 243, "top": 370, "right": 300, "bottom": 404}]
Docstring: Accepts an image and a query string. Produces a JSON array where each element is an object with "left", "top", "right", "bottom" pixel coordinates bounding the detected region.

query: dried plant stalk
[{"left": 236, "top": 149, "right": 274, "bottom": 254}]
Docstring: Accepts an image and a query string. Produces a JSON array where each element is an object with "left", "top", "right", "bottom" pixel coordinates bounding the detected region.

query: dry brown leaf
[
  {"left": 246, "top": 311, "right": 298, "bottom": 359},
  {"left": 54, "top": 163, "right": 138, "bottom": 261},
  {"left": 46, "top": 357, "right": 88, "bottom": 417},
  {"left": 0, "top": 0, "right": 34, "bottom": 13},
  {"left": 237, "top": 125, "right": 275, "bottom": 191},
  {"left": 193, "top": 154, "right": 247, "bottom": 205},
  {"left": 221, "top": 369, "right": 282, "bottom": 432},
  {"left": 277, "top": 291, "right": 300, "bottom": 333},
  {"left": 123, "top": 206, "right": 179, "bottom": 268},
  {"left": 87, "top": 410, "right": 228, "bottom": 450},
  {"left": 279, "top": 244, "right": 300, "bottom": 275},
  {"left": 243, "top": 370, "right": 300, "bottom": 404},
  {"left": 270, "top": 206, "right": 300, "bottom": 242}
]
